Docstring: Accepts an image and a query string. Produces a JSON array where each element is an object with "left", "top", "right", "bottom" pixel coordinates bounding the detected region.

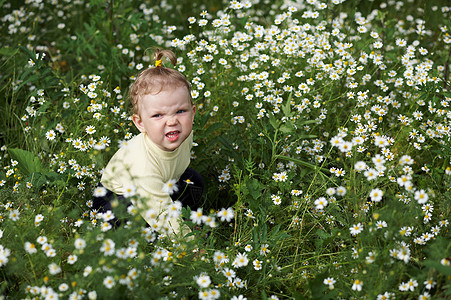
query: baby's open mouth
[{"left": 165, "top": 131, "right": 180, "bottom": 141}]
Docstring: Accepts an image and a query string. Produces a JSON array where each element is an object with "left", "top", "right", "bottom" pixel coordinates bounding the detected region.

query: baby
[{"left": 93, "top": 48, "right": 203, "bottom": 237}]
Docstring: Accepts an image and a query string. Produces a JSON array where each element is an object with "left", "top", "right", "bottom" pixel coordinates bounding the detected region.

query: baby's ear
[{"left": 132, "top": 114, "right": 145, "bottom": 133}]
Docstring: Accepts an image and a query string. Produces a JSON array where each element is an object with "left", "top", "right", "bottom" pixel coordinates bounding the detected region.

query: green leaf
[
  {"left": 205, "top": 122, "right": 223, "bottom": 136},
  {"left": 18, "top": 45, "right": 36, "bottom": 60},
  {"left": 252, "top": 226, "right": 260, "bottom": 245},
  {"left": 316, "top": 229, "right": 330, "bottom": 239},
  {"left": 296, "top": 119, "right": 319, "bottom": 126},
  {"left": 217, "top": 134, "right": 234, "bottom": 151},
  {"left": 280, "top": 122, "right": 294, "bottom": 133},
  {"left": 308, "top": 272, "right": 329, "bottom": 300},
  {"left": 32, "top": 172, "right": 48, "bottom": 187},
  {"left": 315, "top": 229, "right": 331, "bottom": 249},
  {"left": 377, "top": 10, "right": 387, "bottom": 21},
  {"left": 293, "top": 293, "right": 308, "bottom": 300},
  {"left": 276, "top": 155, "right": 329, "bottom": 173},
  {"left": 37, "top": 101, "right": 51, "bottom": 114},
  {"left": 423, "top": 260, "right": 451, "bottom": 276},
  {"left": 198, "top": 111, "right": 211, "bottom": 128},
  {"left": 281, "top": 91, "right": 293, "bottom": 117},
  {"left": 8, "top": 148, "right": 44, "bottom": 176},
  {"left": 262, "top": 222, "right": 268, "bottom": 242},
  {"left": 0, "top": 47, "right": 19, "bottom": 57},
  {"left": 268, "top": 112, "right": 279, "bottom": 130},
  {"left": 246, "top": 178, "right": 265, "bottom": 200},
  {"left": 269, "top": 224, "right": 290, "bottom": 242}
]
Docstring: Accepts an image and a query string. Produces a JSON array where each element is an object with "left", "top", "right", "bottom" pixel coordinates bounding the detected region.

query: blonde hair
[{"left": 129, "top": 48, "right": 192, "bottom": 115}]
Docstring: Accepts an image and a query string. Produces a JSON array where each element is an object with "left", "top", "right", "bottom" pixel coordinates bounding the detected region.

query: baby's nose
[{"left": 167, "top": 116, "right": 178, "bottom": 125}]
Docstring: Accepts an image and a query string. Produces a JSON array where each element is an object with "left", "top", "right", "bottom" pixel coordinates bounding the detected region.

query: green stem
[
  {"left": 55, "top": 173, "right": 71, "bottom": 206},
  {"left": 232, "top": 170, "right": 243, "bottom": 244},
  {"left": 16, "top": 233, "right": 38, "bottom": 285},
  {"left": 268, "top": 129, "right": 279, "bottom": 171}
]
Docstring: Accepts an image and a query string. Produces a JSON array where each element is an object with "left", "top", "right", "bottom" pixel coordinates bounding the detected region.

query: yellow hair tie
[{"left": 155, "top": 59, "right": 162, "bottom": 67}]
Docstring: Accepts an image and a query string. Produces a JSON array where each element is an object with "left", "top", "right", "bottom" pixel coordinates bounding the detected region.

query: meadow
[{"left": 0, "top": 0, "right": 450, "bottom": 299}]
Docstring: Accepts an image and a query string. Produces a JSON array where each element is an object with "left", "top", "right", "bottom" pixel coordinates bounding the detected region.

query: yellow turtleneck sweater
[{"left": 100, "top": 131, "right": 193, "bottom": 237}]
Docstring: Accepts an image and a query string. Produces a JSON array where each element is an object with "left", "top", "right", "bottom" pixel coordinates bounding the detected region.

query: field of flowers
[{"left": 1, "top": 0, "right": 450, "bottom": 299}]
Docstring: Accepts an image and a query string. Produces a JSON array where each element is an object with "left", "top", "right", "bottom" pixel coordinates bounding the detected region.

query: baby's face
[{"left": 132, "top": 86, "right": 195, "bottom": 151}]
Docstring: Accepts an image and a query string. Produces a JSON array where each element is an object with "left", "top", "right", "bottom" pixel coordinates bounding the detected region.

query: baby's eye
[
  {"left": 152, "top": 114, "right": 162, "bottom": 118},
  {"left": 176, "top": 110, "right": 186, "bottom": 114}
]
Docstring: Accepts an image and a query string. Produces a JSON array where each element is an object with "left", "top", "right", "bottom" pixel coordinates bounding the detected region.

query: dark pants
[{"left": 92, "top": 168, "right": 204, "bottom": 228}]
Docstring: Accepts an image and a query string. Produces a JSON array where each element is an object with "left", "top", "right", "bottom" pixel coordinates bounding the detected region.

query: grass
[{"left": 0, "top": 0, "right": 450, "bottom": 299}]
